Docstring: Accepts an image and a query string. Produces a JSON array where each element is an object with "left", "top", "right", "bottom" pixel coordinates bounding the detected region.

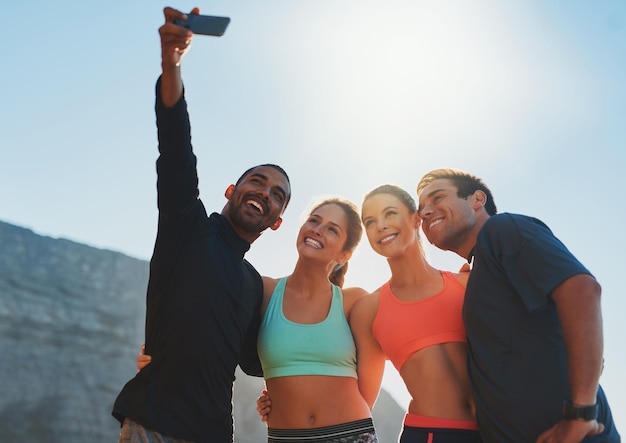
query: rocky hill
[{"left": 0, "top": 220, "right": 404, "bottom": 442}]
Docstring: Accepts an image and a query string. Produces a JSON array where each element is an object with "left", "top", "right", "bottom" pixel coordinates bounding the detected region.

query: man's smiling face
[
  {"left": 224, "top": 166, "right": 290, "bottom": 239},
  {"left": 417, "top": 178, "right": 477, "bottom": 253}
]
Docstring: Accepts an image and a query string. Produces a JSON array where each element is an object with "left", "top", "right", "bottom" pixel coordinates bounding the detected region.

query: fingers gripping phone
[{"left": 174, "top": 14, "right": 230, "bottom": 36}]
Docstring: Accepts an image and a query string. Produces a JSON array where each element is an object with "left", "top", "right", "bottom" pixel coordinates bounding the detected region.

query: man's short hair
[
  {"left": 236, "top": 164, "right": 291, "bottom": 207},
  {"left": 417, "top": 168, "right": 497, "bottom": 216}
]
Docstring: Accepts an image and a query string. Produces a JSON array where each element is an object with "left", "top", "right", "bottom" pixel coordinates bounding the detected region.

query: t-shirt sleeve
[{"left": 486, "top": 214, "right": 591, "bottom": 313}]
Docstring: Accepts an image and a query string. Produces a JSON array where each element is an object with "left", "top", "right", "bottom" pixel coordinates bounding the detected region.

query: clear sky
[{"left": 2, "top": 0, "right": 625, "bottom": 427}]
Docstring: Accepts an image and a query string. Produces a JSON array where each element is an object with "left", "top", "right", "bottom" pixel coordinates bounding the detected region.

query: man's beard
[{"left": 229, "top": 204, "right": 269, "bottom": 234}]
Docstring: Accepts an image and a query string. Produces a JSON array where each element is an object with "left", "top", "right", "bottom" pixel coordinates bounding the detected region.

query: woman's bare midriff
[
  {"left": 400, "top": 342, "right": 476, "bottom": 421},
  {"left": 265, "top": 375, "right": 372, "bottom": 428}
]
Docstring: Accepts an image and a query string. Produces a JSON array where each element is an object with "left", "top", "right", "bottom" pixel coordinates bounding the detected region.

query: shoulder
[
  {"left": 346, "top": 289, "right": 381, "bottom": 323},
  {"left": 262, "top": 276, "right": 280, "bottom": 294},
  {"left": 261, "top": 276, "right": 282, "bottom": 314},
  {"left": 484, "top": 213, "right": 551, "bottom": 236},
  {"left": 480, "top": 213, "right": 555, "bottom": 254},
  {"left": 449, "top": 271, "right": 469, "bottom": 288},
  {"left": 342, "top": 286, "right": 369, "bottom": 308}
]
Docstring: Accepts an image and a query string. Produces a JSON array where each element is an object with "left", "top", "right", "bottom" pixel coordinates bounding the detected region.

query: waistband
[
  {"left": 268, "top": 418, "right": 375, "bottom": 442},
  {"left": 403, "top": 413, "right": 479, "bottom": 431}
]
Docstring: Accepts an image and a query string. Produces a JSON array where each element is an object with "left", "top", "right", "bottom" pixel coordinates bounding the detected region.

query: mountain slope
[{"left": 0, "top": 220, "right": 403, "bottom": 442}]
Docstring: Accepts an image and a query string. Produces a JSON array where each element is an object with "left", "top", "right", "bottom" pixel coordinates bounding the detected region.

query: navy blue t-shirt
[{"left": 464, "top": 213, "right": 619, "bottom": 442}]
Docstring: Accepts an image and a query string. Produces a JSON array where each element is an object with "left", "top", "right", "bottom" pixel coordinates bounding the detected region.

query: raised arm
[
  {"left": 153, "top": 7, "right": 205, "bottom": 218},
  {"left": 158, "top": 7, "right": 198, "bottom": 107}
]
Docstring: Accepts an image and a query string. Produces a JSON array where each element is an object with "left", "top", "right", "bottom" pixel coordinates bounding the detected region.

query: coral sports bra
[{"left": 372, "top": 271, "right": 466, "bottom": 371}]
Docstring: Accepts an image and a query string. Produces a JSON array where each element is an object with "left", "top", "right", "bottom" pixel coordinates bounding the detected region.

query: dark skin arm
[
  {"left": 536, "top": 274, "right": 605, "bottom": 443},
  {"left": 158, "top": 6, "right": 198, "bottom": 107}
]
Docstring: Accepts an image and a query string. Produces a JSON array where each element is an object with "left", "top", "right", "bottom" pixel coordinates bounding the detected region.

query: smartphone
[{"left": 174, "top": 15, "right": 230, "bottom": 36}]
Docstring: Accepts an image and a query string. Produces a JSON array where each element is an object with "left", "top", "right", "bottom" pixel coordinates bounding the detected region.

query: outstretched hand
[
  {"left": 536, "top": 418, "right": 604, "bottom": 443},
  {"left": 159, "top": 7, "right": 199, "bottom": 69},
  {"left": 256, "top": 389, "right": 272, "bottom": 423}
]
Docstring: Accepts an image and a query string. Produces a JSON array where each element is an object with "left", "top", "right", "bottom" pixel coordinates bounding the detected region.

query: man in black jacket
[{"left": 112, "top": 7, "right": 291, "bottom": 442}]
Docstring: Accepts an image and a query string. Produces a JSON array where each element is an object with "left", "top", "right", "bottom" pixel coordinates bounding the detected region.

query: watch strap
[{"left": 562, "top": 400, "right": 599, "bottom": 421}]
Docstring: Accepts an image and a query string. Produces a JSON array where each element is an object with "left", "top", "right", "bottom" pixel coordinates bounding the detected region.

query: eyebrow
[
  {"left": 418, "top": 189, "right": 446, "bottom": 212},
  {"left": 361, "top": 205, "right": 400, "bottom": 222},
  {"left": 273, "top": 186, "right": 287, "bottom": 201},
  {"left": 249, "top": 172, "right": 287, "bottom": 200},
  {"left": 311, "top": 213, "right": 344, "bottom": 232},
  {"left": 426, "top": 188, "right": 446, "bottom": 199}
]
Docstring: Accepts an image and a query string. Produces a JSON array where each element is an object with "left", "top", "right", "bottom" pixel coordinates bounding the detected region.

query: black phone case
[{"left": 174, "top": 15, "right": 230, "bottom": 36}]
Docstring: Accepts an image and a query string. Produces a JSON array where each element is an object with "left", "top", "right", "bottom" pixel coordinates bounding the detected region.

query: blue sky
[{"left": 2, "top": 0, "right": 625, "bottom": 427}]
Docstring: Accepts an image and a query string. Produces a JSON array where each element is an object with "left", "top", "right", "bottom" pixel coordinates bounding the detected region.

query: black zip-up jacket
[{"left": 112, "top": 77, "right": 263, "bottom": 443}]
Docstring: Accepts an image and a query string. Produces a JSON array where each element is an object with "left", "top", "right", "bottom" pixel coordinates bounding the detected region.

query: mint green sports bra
[{"left": 258, "top": 277, "right": 357, "bottom": 379}]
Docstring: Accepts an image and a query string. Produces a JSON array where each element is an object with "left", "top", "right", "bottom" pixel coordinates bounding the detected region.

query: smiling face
[
  {"left": 296, "top": 203, "right": 352, "bottom": 267},
  {"left": 361, "top": 192, "right": 420, "bottom": 259},
  {"left": 223, "top": 165, "right": 291, "bottom": 242},
  {"left": 417, "top": 178, "right": 481, "bottom": 257}
]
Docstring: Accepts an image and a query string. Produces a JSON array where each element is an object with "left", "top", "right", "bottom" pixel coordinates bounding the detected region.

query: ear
[
  {"left": 224, "top": 184, "right": 236, "bottom": 200},
  {"left": 411, "top": 211, "right": 422, "bottom": 229},
  {"left": 471, "top": 190, "right": 487, "bottom": 210},
  {"left": 269, "top": 217, "right": 283, "bottom": 231}
]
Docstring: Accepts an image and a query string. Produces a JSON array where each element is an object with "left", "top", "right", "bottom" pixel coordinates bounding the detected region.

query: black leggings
[{"left": 399, "top": 426, "right": 481, "bottom": 443}]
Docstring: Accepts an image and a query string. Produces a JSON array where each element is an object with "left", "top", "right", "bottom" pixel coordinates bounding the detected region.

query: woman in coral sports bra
[{"left": 354, "top": 184, "right": 479, "bottom": 443}]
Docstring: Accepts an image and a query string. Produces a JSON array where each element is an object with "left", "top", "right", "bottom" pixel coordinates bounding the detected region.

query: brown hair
[
  {"left": 308, "top": 198, "right": 362, "bottom": 288},
  {"left": 417, "top": 168, "right": 497, "bottom": 216},
  {"left": 362, "top": 184, "right": 417, "bottom": 214}
]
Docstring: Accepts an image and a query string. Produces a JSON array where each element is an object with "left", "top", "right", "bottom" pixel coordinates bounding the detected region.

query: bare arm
[
  {"left": 349, "top": 292, "right": 386, "bottom": 410},
  {"left": 536, "top": 274, "right": 604, "bottom": 442},
  {"left": 554, "top": 274, "right": 603, "bottom": 406}
]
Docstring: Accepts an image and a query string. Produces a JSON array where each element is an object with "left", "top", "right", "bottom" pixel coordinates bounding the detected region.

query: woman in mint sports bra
[{"left": 257, "top": 197, "right": 382, "bottom": 443}]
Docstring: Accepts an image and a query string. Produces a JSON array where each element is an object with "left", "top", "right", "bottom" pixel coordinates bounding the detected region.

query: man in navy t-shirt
[{"left": 416, "top": 168, "right": 620, "bottom": 443}]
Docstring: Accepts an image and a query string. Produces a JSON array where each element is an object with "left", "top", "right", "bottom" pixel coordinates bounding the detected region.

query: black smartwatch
[{"left": 562, "top": 400, "right": 598, "bottom": 421}]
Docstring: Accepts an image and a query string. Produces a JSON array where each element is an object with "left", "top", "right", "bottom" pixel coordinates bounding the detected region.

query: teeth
[
  {"left": 304, "top": 237, "right": 323, "bottom": 249},
  {"left": 429, "top": 219, "right": 443, "bottom": 229},
  {"left": 379, "top": 234, "right": 396, "bottom": 245},
  {"left": 247, "top": 200, "right": 264, "bottom": 214}
]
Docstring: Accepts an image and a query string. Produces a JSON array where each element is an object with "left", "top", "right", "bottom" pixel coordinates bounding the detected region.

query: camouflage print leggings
[{"left": 118, "top": 418, "right": 195, "bottom": 443}]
